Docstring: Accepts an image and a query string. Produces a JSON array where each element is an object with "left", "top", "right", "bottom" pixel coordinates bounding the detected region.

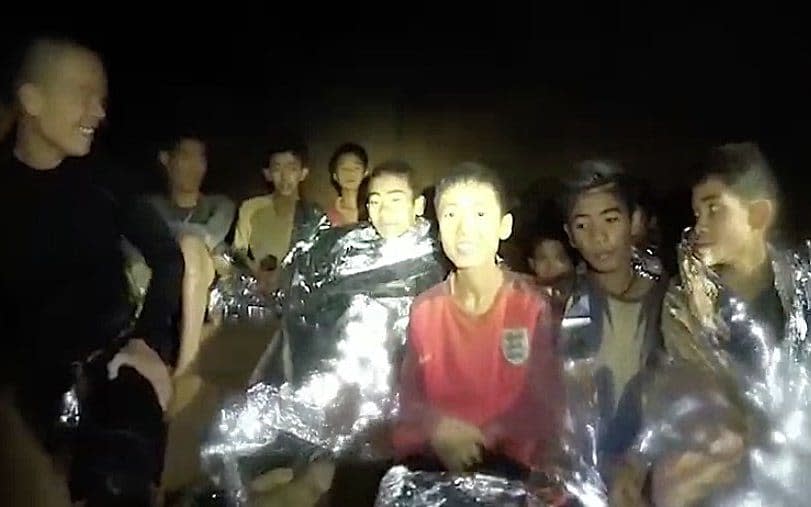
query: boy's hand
[
  {"left": 651, "top": 429, "right": 744, "bottom": 507},
  {"left": 250, "top": 467, "right": 294, "bottom": 492},
  {"left": 249, "top": 460, "right": 334, "bottom": 507},
  {"left": 609, "top": 460, "right": 649, "bottom": 507},
  {"left": 256, "top": 268, "right": 280, "bottom": 293},
  {"left": 430, "top": 416, "right": 485, "bottom": 472}
]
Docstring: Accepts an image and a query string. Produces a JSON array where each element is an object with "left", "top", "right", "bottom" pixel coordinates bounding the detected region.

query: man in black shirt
[{"left": 0, "top": 38, "right": 182, "bottom": 505}]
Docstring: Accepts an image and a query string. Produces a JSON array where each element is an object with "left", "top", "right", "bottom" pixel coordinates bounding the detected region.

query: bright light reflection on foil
[
  {"left": 201, "top": 219, "right": 444, "bottom": 505},
  {"left": 629, "top": 232, "right": 811, "bottom": 505}
]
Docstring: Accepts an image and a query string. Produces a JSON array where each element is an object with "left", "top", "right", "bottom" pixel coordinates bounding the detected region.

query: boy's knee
[{"left": 178, "top": 235, "right": 214, "bottom": 283}]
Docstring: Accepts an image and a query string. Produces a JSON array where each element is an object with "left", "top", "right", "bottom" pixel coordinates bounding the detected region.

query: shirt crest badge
[{"left": 501, "top": 328, "right": 530, "bottom": 365}]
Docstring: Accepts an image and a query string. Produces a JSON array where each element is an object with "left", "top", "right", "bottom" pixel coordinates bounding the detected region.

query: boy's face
[
  {"left": 162, "top": 138, "right": 207, "bottom": 194},
  {"left": 529, "top": 239, "right": 574, "bottom": 285},
  {"left": 367, "top": 173, "right": 425, "bottom": 239},
  {"left": 436, "top": 182, "right": 512, "bottom": 269},
  {"left": 20, "top": 49, "right": 107, "bottom": 159},
  {"left": 333, "top": 153, "right": 367, "bottom": 192},
  {"left": 691, "top": 177, "right": 761, "bottom": 267},
  {"left": 565, "top": 185, "right": 640, "bottom": 274},
  {"left": 263, "top": 151, "right": 308, "bottom": 197}
]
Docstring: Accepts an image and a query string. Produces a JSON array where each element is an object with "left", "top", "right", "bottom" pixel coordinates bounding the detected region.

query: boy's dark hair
[
  {"left": 530, "top": 228, "right": 578, "bottom": 270},
  {"left": 434, "top": 162, "right": 510, "bottom": 214},
  {"left": 161, "top": 131, "right": 205, "bottom": 153},
  {"left": 530, "top": 200, "right": 577, "bottom": 262},
  {"left": 559, "top": 159, "right": 636, "bottom": 220},
  {"left": 630, "top": 175, "right": 656, "bottom": 217},
  {"left": 328, "top": 142, "right": 369, "bottom": 194},
  {"left": 266, "top": 136, "right": 309, "bottom": 168},
  {"left": 369, "top": 159, "right": 418, "bottom": 194},
  {"left": 329, "top": 142, "right": 368, "bottom": 174},
  {"left": 694, "top": 142, "right": 778, "bottom": 202}
]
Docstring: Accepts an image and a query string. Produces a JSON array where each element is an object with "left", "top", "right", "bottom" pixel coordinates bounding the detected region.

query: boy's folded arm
[{"left": 392, "top": 332, "right": 442, "bottom": 458}]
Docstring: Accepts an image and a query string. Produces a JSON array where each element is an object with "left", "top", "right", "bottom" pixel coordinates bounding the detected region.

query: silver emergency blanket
[
  {"left": 629, "top": 229, "right": 811, "bottom": 506},
  {"left": 208, "top": 210, "right": 331, "bottom": 324},
  {"left": 207, "top": 249, "right": 275, "bottom": 323},
  {"left": 125, "top": 205, "right": 330, "bottom": 326},
  {"left": 201, "top": 219, "right": 444, "bottom": 505},
  {"left": 374, "top": 466, "right": 548, "bottom": 507},
  {"left": 632, "top": 246, "right": 664, "bottom": 281},
  {"left": 58, "top": 385, "right": 80, "bottom": 428}
]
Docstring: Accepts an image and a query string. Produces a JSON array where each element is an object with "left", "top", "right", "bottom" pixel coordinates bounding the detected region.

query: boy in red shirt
[{"left": 394, "top": 162, "right": 564, "bottom": 476}]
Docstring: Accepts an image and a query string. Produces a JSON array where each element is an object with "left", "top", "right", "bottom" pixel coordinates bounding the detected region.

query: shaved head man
[
  {"left": 14, "top": 39, "right": 107, "bottom": 165},
  {"left": 0, "top": 38, "right": 183, "bottom": 506}
]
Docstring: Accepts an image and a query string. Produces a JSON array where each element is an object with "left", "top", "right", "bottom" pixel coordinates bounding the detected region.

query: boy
[
  {"left": 557, "top": 160, "right": 667, "bottom": 501},
  {"left": 271, "top": 159, "right": 444, "bottom": 382},
  {"left": 650, "top": 142, "right": 785, "bottom": 506},
  {"left": 528, "top": 214, "right": 576, "bottom": 309},
  {"left": 664, "top": 142, "right": 782, "bottom": 362},
  {"left": 393, "top": 162, "right": 563, "bottom": 476},
  {"left": 233, "top": 139, "right": 325, "bottom": 289},
  {"left": 151, "top": 134, "right": 235, "bottom": 251},
  {"left": 327, "top": 142, "right": 369, "bottom": 226},
  {"left": 529, "top": 233, "right": 575, "bottom": 290},
  {"left": 203, "top": 160, "right": 445, "bottom": 506},
  {"left": 146, "top": 134, "right": 235, "bottom": 375}
]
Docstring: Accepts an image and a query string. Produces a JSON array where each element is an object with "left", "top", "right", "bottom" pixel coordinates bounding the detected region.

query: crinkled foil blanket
[
  {"left": 207, "top": 249, "right": 275, "bottom": 323},
  {"left": 374, "top": 466, "right": 546, "bottom": 507},
  {"left": 539, "top": 247, "right": 665, "bottom": 507},
  {"left": 632, "top": 232, "right": 811, "bottom": 506},
  {"left": 201, "top": 219, "right": 444, "bottom": 504},
  {"left": 209, "top": 210, "right": 331, "bottom": 324}
]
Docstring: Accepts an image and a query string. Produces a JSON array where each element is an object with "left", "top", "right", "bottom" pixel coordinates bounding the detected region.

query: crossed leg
[{"left": 175, "top": 234, "right": 216, "bottom": 377}]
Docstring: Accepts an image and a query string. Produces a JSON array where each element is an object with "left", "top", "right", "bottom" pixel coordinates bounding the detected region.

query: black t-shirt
[{"left": 0, "top": 152, "right": 183, "bottom": 384}]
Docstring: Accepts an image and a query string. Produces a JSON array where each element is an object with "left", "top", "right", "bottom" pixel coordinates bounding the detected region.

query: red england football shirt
[{"left": 393, "top": 270, "right": 564, "bottom": 468}]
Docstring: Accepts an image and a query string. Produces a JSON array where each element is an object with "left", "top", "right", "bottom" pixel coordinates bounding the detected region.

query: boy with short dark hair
[
  {"left": 327, "top": 142, "right": 369, "bottom": 226},
  {"left": 528, "top": 201, "right": 577, "bottom": 308},
  {"left": 152, "top": 134, "right": 235, "bottom": 251},
  {"left": 233, "top": 139, "right": 325, "bottom": 289},
  {"left": 557, "top": 160, "right": 667, "bottom": 501},
  {"left": 203, "top": 160, "right": 445, "bottom": 507},
  {"left": 394, "top": 162, "right": 563, "bottom": 475},
  {"left": 649, "top": 142, "right": 785, "bottom": 506},
  {"left": 147, "top": 134, "right": 235, "bottom": 375}
]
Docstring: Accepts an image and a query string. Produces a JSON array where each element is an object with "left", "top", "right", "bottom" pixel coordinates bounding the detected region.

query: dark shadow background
[{"left": 1, "top": 5, "right": 809, "bottom": 256}]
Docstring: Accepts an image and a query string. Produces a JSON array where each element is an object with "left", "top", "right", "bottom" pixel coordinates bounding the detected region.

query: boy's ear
[
  {"left": 630, "top": 208, "right": 643, "bottom": 238},
  {"left": 563, "top": 223, "right": 576, "bottom": 248},
  {"left": 499, "top": 213, "right": 514, "bottom": 241},
  {"left": 300, "top": 167, "right": 310, "bottom": 181},
  {"left": 748, "top": 198, "right": 775, "bottom": 232},
  {"left": 158, "top": 151, "right": 170, "bottom": 169},
  {"left": 414, "top": 195, "right": 426, "bottom": 217},
  {"left": 262, "top": 167, "right": 272, "bottom": 181},
  {"left": 527, "top": 257, "right": 536, "bottom": 271}
]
